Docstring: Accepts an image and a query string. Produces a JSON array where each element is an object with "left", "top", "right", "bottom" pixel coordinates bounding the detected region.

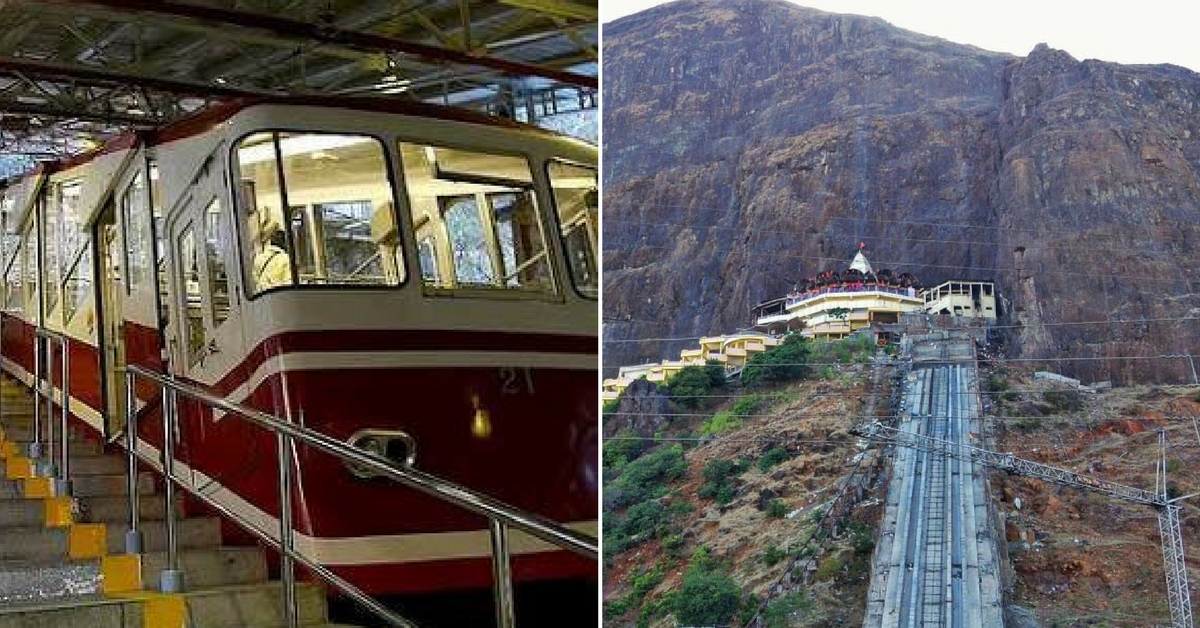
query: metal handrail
[
  {"left": 32, "top": 326, "right": 72, "bottom": 496},
  {"left": 124, "top": 363, "right": 596, "bottom": 628}
]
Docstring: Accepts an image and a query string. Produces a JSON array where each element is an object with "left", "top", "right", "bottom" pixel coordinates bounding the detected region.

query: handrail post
[
  {"left": 124, "top": 368, "right": 142, "bottom": 554},
  {"left": 159, "top": 380, "right": 184, "bottom": 593},
  {"left": 43, "top": 337, "right": 55, "bottom": 477},
  {"left": 490, "top": 519, "right": 515, "bottom": 628},
  {"left": 55, "top": 337, "right": 71, "bottom": 496},
  {"left": 277, "top": 431, "right": 298, "bottom": 628},
  {"left": 29, "top": 333, "right": 42, "bottom": 459}
]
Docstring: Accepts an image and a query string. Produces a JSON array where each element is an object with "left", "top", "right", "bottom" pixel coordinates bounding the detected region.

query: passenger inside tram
[{"left": 235, "top": 132, "right": 402, "bottom": 295}]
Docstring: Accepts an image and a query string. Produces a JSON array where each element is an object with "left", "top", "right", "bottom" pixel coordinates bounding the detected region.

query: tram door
[
  {"left": 95, "top": 203, "right": 126, "bottom": 438},
  {"left": 105, "top": 159, "right": 156, "bottom": 440},
  {"left": 165, "top": 157, "right": 243, "bottom": 387}
]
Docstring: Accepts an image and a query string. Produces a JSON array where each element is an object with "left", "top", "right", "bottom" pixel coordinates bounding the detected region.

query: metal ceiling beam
[
  {"left": 498, "top": 0, "right": 597, "bottom": 22},
  {"left": 0, "top": 56, "right": 278, "bottom": 98},
  {"left": 23, "top": 0, "right": 598, "bottom": 88},
  {"left": 0, "top": 100, "right": 161, "bottom": 126}
]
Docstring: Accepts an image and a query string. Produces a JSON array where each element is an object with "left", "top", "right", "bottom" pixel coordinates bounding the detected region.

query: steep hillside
[
  {"left": 602, "top": 0, "right": 1200, "bottom": 384},
  {"left": 982, "top": 367, "right": 1200, "bottom": 626},
  {"left": 603, "top": 337, "right": 892, "bottom": 627}
]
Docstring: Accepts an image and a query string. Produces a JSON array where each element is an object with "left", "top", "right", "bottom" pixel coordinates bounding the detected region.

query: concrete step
[
  {"left": 0, "top": 596, "right": 142, "bottom": 628},
  {"left": 106, "top": 517, "right": 223, "bottom": 554},
  {"left": 70, "top": 473, "right": 156, "bottom": 498},
  {"left": 63, "top": 455, "right": 127, "bottom": 476},
  {"left": 0, "top": 517, "right": 220, "bottom": 561},
  {"left": 141, "top": 547, "right": 268, "bottom": 591},
  {"left": 0, "top": 559, "right": 102, "bottom": 603},
  {"left": 2, "top": 428, "right": 91, "bottom": 443},
  {"left": 0, "top": 500, "right": 46, "bottom": 528},
  {"left": 0, "top": 455, "right": 125, "bottom": 482},
  {"left": 182, "top": 583, "right": 327, "bottom": 628},
  {"left": 0, "top": 528, "right": 69, "bottom": 562},
  {"left": 9, "top": 438, "right": 104, "bottom": 456},
  {"left": 77, "top": 495, "right": 170, "bottom": 523}
]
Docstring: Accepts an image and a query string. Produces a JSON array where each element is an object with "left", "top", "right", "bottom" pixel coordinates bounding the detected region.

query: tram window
[
  {"left": 149, "top": 162, "right": 170, "bottom": 324},
  {"left": 547, "top": 161, "right": 598, "bottom": 298},
  {"left": 278, "top": 134, "right": 397, "bottom": 286},
  {"left": 44, "top": 194, "right": 61, "bottom": 314},
  {"left": 235, "top": 133, "right": 292, "bottom": 294},
  {"left": 398, "top": 142, "right": 554, "bottom": 294},
  {"left": 22, "top": 223, "right": 36, "bottom": 309},
  {"left": 44, "top": 181, "right": 85, "bottom": 316},
  {"left": 177, "top": 225, "right": 204, "bottom": 362},
  {"left": 204, "top": 199, "right": 231, "bottom": 326},
  {"left": 288, "top": 207, "right": 315, "bottom": 279},
  {"left": 59, "top": 181, "right": 84, "bottom": 266},
  {"left": 0, "top": 189, "right": 17, "bottom": 264},
  {"left": 417, "top": 236, "right": 440, "bottom": 283},
  {"left": 121, "top": 170, "right": 151, "bottom": 293},
  {"left": 63, "top": 246, "right": 91, "bottom": 323},
  {"left": 234, "top": 132, "right": 401, "bottom": 293},
  {"left": 3, "top": 248, "right": 19, "bottom": 311}
]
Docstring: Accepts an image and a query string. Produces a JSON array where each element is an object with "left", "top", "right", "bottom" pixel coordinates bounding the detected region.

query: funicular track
[{"left": 864, "top": 337, "right": 1003, "bottom": 627}]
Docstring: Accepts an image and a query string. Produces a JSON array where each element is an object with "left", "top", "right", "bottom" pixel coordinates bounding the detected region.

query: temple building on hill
[
  {"left": 602, "top": 246, "right": 999, "bottom": 400},
  {"left": 750, "top": 245, "right": 997, "bottom": 340}
]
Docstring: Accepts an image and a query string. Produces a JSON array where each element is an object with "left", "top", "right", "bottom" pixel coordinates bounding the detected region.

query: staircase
[{"left": 0, "top": 376, "right": 360, "bottom": 628}]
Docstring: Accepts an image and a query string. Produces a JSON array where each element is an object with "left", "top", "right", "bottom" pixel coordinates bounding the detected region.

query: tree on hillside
[
  {"left": 666, "top": 365, "right": 718, "bottom": 409},
  {"left": 741, "top": 334, "right": 812, "bottom": 387},
  {"left": 675, "top": 552, "right": 742, "bottom": 625}
]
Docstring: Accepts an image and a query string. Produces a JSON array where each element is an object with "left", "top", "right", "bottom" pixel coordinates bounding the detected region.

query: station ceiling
[{"left": 0, "top": 0, "right": 597, "bottom": 166}]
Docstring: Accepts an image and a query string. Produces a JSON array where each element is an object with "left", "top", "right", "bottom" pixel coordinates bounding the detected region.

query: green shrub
[
  {"left": 757, "top": 447, "right": 790, "bottom": 472},
  {"left": 810, "top": 333, "right": 876, "bottom": 366},
  {"left": 603, "top": 430, "right": 648, "bottom": 472},
  {"left": 666, "top": 366, "right": 716, "bottom": 409},
  {"left": 761, "top": 545, "right": 786, "bottom": 566},
  {"left": 630, "top": 566, "right": 664, "bottom": 600},
  {"left": 765, "top": 499, "right": 788, "bottom": 518},
  {"left": 605, "top": 566, "right": 664, "bottom": 620},
  {"left": 1043, "top": 389, "right": 1084, "bottom": 413},
  {"left": 612, "top": 444, "right": 687, "bottom": 508},
  {"left": 602, "top": 397, "right": 620, "bottom": 415},
  {"left": 731, "top": 395, "right": 761, "bottom": 417},
  {"left": 701, "top": 409, "right": 743, "bottom": 436},
  {"left": 849, "top": 522, "right": 875, "bottom": 555},
  {"left": 705, "top": 361, "right": 727, "bottom": 387},
  {"left": 764, "top": 592, "right": 811, "bottom": 628},
  {"left": 738, "top": 595, "right": 760, "bottom": 626},
  {"left": 1015, "top": 416, "right": 1040, "bottom": 431},
  {"left": 742, "top": 335, "right": 812, "bottom": 387},
  {"left": 674, "top": 559, "right": 742, "bottom": 625},
  {"left": 813, "top": 555, "right": 842, "bottom": 581},
  {"left": 662, "top": 533, "right": 685, "bottom": 558},
  {"left": 667, "top": 495, "right": 695, "bottom": 518},
  {"left": 623, "top": 501, "right": 666, "bottom": 540},
  {"left": 699, "top": 459, "right": 743, "bottom": 505},
  {"left": 1168, "top": 458, "right": 1183, "bottom": 473}
]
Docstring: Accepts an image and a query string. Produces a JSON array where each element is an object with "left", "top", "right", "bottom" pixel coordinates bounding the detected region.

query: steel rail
[{"left": 125, "top": 363, "right": 596, "bottom": 628}]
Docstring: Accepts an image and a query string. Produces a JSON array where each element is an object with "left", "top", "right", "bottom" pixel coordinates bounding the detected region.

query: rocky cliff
[{"left": 602, "top": 0, "right": 1200, "bottom": 384}]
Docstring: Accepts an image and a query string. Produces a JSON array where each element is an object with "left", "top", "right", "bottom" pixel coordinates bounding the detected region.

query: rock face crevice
[{"left": 603, "top": 0, "right": 1200, "bottom": 384}]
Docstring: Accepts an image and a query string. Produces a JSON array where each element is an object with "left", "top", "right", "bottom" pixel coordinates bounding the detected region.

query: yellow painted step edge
[
  {"left": 44, "top": 495, "right": 73, "bottom": 527},
  {"left": 22, "top": 476, "right": 53, "bottom": 499},
  {"left": 68, "top": 523, "right": 108, "bottom": 560},
  {"left": 109, "top": 590, "right": 186, "bottom": 628},
  {"left": 16, "top": 430, "right": 182, "bottom": 628},
  {"left": 5, "top": 456, "right": 33, "bottom": 479}
]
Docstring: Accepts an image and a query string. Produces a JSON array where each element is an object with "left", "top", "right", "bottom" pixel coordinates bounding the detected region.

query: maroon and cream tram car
[{"left": 0, "top": 98, "right": 598, "bottom": 595}]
